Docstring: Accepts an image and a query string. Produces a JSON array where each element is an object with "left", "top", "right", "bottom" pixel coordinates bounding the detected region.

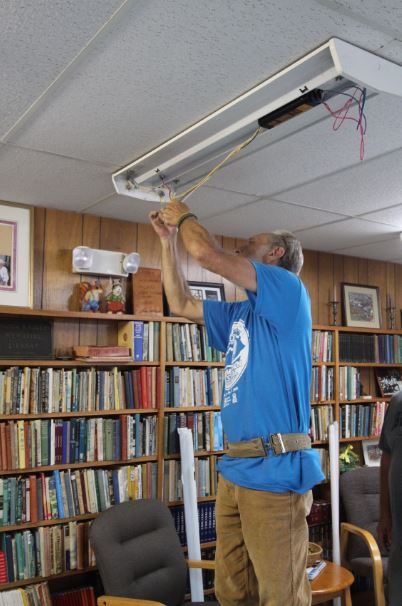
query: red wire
[{"left": 323, "top": 89, "right": 365, "bottom": 160}]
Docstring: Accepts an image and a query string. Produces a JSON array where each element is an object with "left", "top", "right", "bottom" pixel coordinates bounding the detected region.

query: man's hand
[
  {"left": 149, "top": 210, "right": 177, "bottom": 240},
  {"left": 160, "top": 200, "right": 190, "bottom": 227},
  {"left": 377, "top": 515, "right": 392, "bottom": 551}
]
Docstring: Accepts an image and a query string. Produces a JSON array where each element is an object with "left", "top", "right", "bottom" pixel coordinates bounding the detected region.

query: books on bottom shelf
[
  {"left": 0, "top": 521, "right": 95, "bottom": 583},
  {"left": 171, "top": 501, "right": 216, "bottom": 546},
  {"left": 0, "top": 581, "right": 51, "bottom": 605},
  {"left": 52, "top": 585, "right": 96, "bottom": 606}
]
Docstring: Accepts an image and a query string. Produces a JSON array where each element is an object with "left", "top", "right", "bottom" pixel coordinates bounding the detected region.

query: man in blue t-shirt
[{"left": 150, "top": 200, "right": 324, "bottom": 606}]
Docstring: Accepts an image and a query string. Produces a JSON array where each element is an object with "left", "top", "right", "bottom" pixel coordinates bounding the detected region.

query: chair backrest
[
  {"left": 340, "top": 466, "right": 387, "bottom": 559},
  {"left": 89, "top": 499, "right": 188, "bottom": 606}
]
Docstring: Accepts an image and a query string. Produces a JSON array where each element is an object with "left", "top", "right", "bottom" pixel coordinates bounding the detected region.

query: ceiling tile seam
[
  {"left": 292, "top": 217, "right": 397, "bottom": 235},
  {"left": 79, "top": 193, "right": 124, "bottom": 213},
  {"left": 2, "top": 141, "right": 118, "bottom": 170},
  {"left": 256, "top": 144, "right": 402, "bottom": 201},
  {"left": 201, "top": 195, "right": 350, "bottom": 224},
  {"left": 332, "top": 234, "right": 402, "bottom": 253},
  {"left": 202, "top": 185, "right": 259, "bottom": 201},
  {"left": 0, "top": 0, "right": 131, "bottom": 143},
  {"left": 354, "top": 204, "right": 402, "bottom": 224},
  {"left": 312, "top": 0, "right": 400, "bottom": 41}
]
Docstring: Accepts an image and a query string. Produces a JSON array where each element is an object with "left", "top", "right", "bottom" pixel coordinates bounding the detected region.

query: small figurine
[
  {"left": 104, "top": 278, "right": 126, "bottom": 314},
  {"left": 79, "top": 280, "right": 103, "bottom": 312}
]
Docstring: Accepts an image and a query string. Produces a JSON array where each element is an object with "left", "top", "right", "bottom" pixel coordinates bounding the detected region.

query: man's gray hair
[{"left": 270, "top": 230, "right": 304, "bottom": 275}]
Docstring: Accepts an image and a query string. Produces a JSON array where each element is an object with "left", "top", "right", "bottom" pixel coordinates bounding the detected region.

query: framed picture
[
  {"left": 188, "top": 281, "right": 225, "bottom": 302},
  {"left": 0, "top": 202, "right": 33, "bottom": 307},
  {"left": 375, "top": 368, "right": 402, "bottom": 397},
  {"left": 362, "top": 439, "right": 382, "bottom": 467},
  {"left": 342, "top": 283, "right": 380, "bottom": 328}
]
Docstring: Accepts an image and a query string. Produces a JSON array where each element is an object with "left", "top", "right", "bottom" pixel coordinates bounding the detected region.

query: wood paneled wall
[{"left": 33, "top": 207, "right": 402, "bottom": 330}]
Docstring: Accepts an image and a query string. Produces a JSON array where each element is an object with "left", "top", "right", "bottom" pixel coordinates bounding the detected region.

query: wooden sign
[
  {"left": 132, "top": 267, "right": 163, "bottom": 316},
  {"left": 0, "top": 317, "right": 53, "bottom": 359}
]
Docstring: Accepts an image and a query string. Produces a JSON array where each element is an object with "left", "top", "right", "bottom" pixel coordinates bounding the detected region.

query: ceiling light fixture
[{"left": 112, "top": 38, "right": 402, "bottom": 203}]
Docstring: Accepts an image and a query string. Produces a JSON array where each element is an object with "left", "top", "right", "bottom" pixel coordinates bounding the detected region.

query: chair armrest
[
  {"left": 340, "top": 522, "right": 385, "bottom": 606},
  {"left": 187, "top": 559, "right": 216, "bottom": 570},
  {"left": 97, "top": 596, "right": 166, "bottom": 606}
]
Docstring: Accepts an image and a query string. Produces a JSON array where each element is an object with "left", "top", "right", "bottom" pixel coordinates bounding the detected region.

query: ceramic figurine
[
  {"left": 79, "top": 280, "right": 103, "bottom": 312},
  {"left": 104, "top": 278, "right": 126, "bottom": 314}
]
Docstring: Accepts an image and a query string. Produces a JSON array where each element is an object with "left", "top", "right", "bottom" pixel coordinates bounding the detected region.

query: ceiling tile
[
  {"left": 295, "top": 218, "right": 397, "bottom": 252},
  {"left": 7, "top": 0, "right": 391, "bottom": 165},
  {"left": 0, "top": 144, "right": 115, "bottom": 210},
  {"left": 359, "top": 205, "right": 402, "bottom": 227},
  {"left": 275, "top": 148, "right": 402, "bottom": 215},
  {"left": 201, "top": 198, "right": 344, "bottom": 238},
  {"left": 0, "top": 0, "right": 124, "bottom": 137},
  {"left": 335, "top": 235, "right": 402, "bottom": 262},
  {"left": 315, "top": 0, "right": 402, "bottom": 37}
]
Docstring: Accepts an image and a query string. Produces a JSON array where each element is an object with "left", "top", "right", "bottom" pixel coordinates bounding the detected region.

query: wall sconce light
[{"left": 72, "top": 246, "right": 140, "bottom": 277}]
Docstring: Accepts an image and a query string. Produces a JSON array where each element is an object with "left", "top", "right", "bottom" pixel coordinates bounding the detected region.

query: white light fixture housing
[
  {"left": 72, "top": 246, "right": 140, "bottom": 277},
  {"left": 112, "top": 38, "right": 402, "bottom": 203}
]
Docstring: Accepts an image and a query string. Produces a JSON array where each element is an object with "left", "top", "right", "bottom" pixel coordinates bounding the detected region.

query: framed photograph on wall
[
  {"left": 188, "top": 281, "right": 225, "bottom": 302},
  {"left": 342, "top": 283, "right": 380, "bottom": 329},
  {"left": 362, "top": 439, "right": 381, "bottom": 467},
  {"left": 0, "top": 202, "right": 33, "bottom": 308},
  {"left": 375, "top": 367, "right": 402, "bottom": 397}
]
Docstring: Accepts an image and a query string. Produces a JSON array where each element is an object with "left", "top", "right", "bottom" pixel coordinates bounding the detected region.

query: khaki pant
[{"left": 215, "top": 476, "right": 313, "bottom": 606}]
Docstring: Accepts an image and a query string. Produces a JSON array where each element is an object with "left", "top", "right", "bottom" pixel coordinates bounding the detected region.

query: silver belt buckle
[{"left": 270, "top": 433, "right": 286, "bottom": 455}]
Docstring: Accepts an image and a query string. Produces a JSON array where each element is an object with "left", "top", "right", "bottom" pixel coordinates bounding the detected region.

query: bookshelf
[
  {"left": 0, "top": 307, "right": 224, "bottom": 593},
  {"left": 1, "top": 308, "right": 399, "bottom": 595}
]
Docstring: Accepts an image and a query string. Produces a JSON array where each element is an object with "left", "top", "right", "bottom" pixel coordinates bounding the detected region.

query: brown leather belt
[{"left": 227, "top": 433, "right": 311, "bottom": 458}]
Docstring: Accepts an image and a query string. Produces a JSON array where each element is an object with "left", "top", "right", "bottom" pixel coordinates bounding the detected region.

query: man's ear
[{"left": 263, "top": 246, "right": 285, "bottom": 263}]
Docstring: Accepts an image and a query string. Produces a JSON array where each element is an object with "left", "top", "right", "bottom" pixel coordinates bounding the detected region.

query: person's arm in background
[
  {"left": 378, "top": 450, "right": 392, "bottom": 551},
  {"left": 149, "top": 210, "right": 203, "bottom": 323}
]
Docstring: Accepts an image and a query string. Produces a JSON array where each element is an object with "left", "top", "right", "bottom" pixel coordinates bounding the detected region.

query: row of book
[
  {"left": 314, "top": 448, "right": 330, "bottom": 480},
  {"left": 312, "top": 330, "right": 334, "bottom": 363},
  {"left": 310, "top": 405, "right": 334, "bottom": 442},
  {"left": 165, "top": 323, "right": 224, "bottom": 363},
  {"left": 339, "top": 366, "right": 361, "bottom": 401},
  {"left": 118, "top": 321, "right": 160, "bottom": 361},
  {"left": 0, "top": 366, "right": 161, "bottom": 415},
  {"left": 163, "top": 456, "right": 219, "bottom": 502},
  {"left": 307, "top": 500, "right": 331, "bottom": 526},
  {"left": 309, "top": 522, "right": 332, "bottom": 561},
  {"left": 0, "top": 415, "right": 157, "bottom": 471},
  {"left": 0, "top": 582, "right": 51, "bottom": 605},
  {"left": 171, "top": 501, "right": 216, "bottom": 546},
  {"left": 163, "top": 412, "right": 224, "bottom": 454},
  {"left": 52, "top": 586, "right": 96, "bottom": 606},
  {"left": 339, "top": 332, "right": 402, "bottom": 363},
  {"left": 0, "top": 463, "right": 157, "bottom": 527},
  {"left": 0, "top": 521, "right": 95, "bottom": 582},
  {"left": 310, "top": 366, "right": 334, "bottom": 402},
  {"left": 339, "top": 401, "right": 387, "bottom": 438},
  {"left": 164, "top": 367, "right": 224, "bottom": 408}
]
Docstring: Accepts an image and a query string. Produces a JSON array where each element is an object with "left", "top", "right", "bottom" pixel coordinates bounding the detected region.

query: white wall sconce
[{"left": 72, "top": 246, "right": 140, "bottom": 277}]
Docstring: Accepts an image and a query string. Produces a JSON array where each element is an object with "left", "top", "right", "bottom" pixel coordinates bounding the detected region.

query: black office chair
[
  {"left": 340, "top": 467, "right": 387, "bottom": 606},
  {"left": 89, "top": 499, "right": 218, "bottom": 606}
]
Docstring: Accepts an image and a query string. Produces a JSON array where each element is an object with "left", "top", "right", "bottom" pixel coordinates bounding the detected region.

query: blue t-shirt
[{"left": 203, "top": 262, "right": 324, "bottom": 493}]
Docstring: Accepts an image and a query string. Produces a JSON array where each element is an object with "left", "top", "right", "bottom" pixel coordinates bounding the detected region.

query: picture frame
[
  {"left": 362, "top": 439, "right": 382, "bottom": 467},
  {"left": 0, "top": 202, "right": 33, "bottom": 308},
  {"left": 342, "top": 283, "right": 380, "bottom": 329},
  {"left": 163, "top": 281, "right": 226, "bottom": 316},
  {"left": 187, "top": 281, "right": 226, "bottom": 302},
  {"left": 375, "top": 367, "right": 402, "bottom": 397}
]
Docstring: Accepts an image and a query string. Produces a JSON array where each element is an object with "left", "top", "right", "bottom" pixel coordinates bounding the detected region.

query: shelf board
[
  {"left": 0, "top": 306, "right": 165, "bottom": 322},
  {"left": 0, "top": 513, "right": 97, "bottom": 534},
  {"left": 311, "top": 401, "right": 335, "bottom": 406},
  {"left": 164, "top": 450, "right": 226, "bottom": 460},
  {"left": 167, "top": 495, "right": 216, "bottom": 507},
  {"left": 0, "top": 359, "right": 160, "bottom": 367},
  {"left": 339, "top": 362, "right": 402, "bottom": 367},
  {"left": 165, "top": 361, "right": 225, "bottom": 367},
  {"left": 163, "top": 406, "right": 221, "bottom": 412},
  {"left": 312, "top": 362, "right": 335, "bottom": 366},
  {"left": 0, "top": 456, "right": 157, "bottom": 476},
  {"left": 0, "top": 566, "right": 97, "bottom": 590},
  {"left": 339, "top": 435, "right": 380, "bottom": 442},
  {"left": 0, "top": 408, "right": 158, "bottom": 420}
]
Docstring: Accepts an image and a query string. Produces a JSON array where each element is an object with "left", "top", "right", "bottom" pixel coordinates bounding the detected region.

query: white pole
[
  {"left": 178, "top": 427, "right": 204, "bottom": 602},
  {"left": 328, "top": 421, "right": 341, "bottom": 606}
]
